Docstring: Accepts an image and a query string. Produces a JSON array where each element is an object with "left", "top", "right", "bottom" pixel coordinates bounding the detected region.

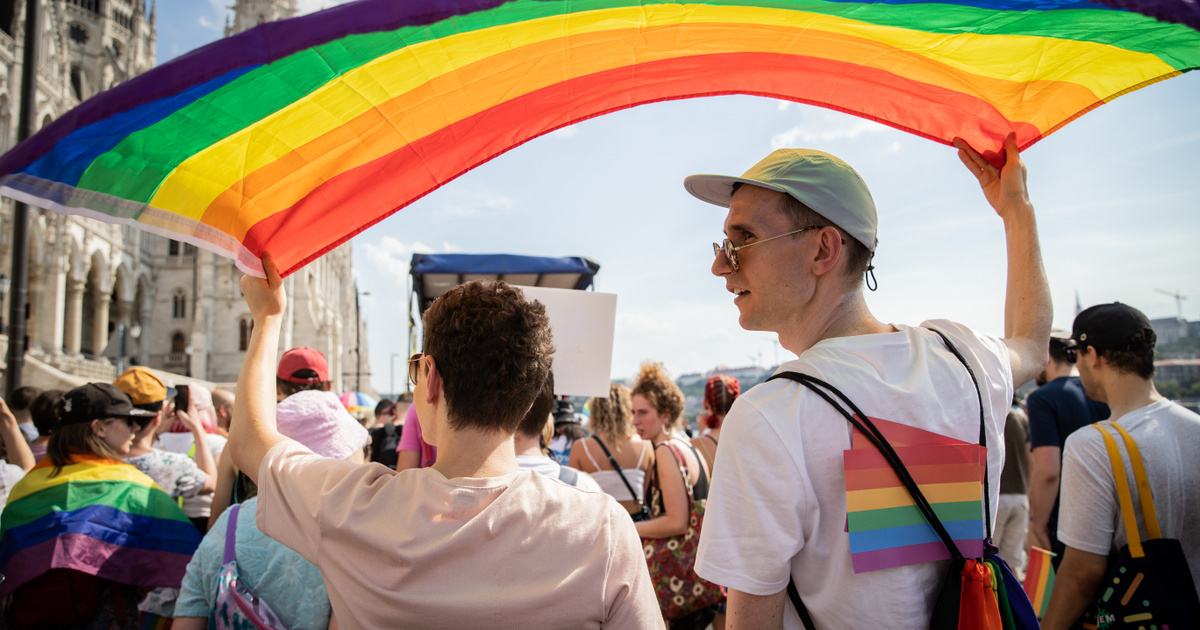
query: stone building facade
[{"left": 0, "top": 0, "right": 371, "bottom": 393}]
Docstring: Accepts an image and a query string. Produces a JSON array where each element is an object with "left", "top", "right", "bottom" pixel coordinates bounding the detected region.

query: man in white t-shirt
[
  {"left": 686, "top": 135, "right": 1051, "bottom": 628},
  {"left": 1042, "top": 303, "right": 1200, "bottom": 629},
  {"left": 230, "top": 256, "right": 662, "bottom": 629}
]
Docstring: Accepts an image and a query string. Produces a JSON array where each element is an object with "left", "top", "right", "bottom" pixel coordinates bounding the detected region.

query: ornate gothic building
[{"left": 0, "top": 0, "right": 370, "bottom": 393}]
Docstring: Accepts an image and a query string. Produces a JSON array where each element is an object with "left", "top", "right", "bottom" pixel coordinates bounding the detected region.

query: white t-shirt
[
  {"left": 0, "top": 461, "right": 26, "bottom": 506},
  {"left": 158, "top": 432, "right": 226, "bottom": 518},
  {"left": 515, "top": 454, "right": 604, "bottom": 493},
  {"left": 1058, "top": 399, "right": 1200, "bottom": 594},
  {"left": 257, "top": 441, "right": 663, "bottom": 630},
  {"left": 695, "top": 321, "right": 1011, "bottom": 629}
]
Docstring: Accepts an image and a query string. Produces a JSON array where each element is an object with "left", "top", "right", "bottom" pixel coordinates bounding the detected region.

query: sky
[{"left": 156, "top": 2, "right": 1200, "bottom": 396}]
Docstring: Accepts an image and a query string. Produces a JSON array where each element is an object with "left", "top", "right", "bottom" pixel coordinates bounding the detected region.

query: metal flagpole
[{"left": 5, "top": 0, "right": 40, "bottom": 398}]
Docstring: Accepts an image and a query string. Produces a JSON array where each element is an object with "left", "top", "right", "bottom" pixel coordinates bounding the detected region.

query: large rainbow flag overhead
[
  {"left": 0, "top": 455, "right": 202, "bottom": 597},
  {"left": 0, "top": 0, "right": 1197, "bottom": 277}
]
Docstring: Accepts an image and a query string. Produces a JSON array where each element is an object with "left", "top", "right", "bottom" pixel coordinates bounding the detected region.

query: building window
[
  {"left": 172, "top": 290, "right": 187, "bottom": 319},
  {"left": 69, "top": 23, "right": 89, "bottom": 44},
  {"left": 171, "top": 332, "right": 186, "bottom": 354},
  {"left": 70, "top": 65, "right": 84, "bottom": 100},
  {"left": 239, "top": 318, "right": 253, "bottom": 351}
]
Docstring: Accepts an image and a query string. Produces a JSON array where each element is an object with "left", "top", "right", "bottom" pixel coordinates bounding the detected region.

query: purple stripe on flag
[
  {"left": 0, "top": 0, "right": 509, "bottom": 175},
  {"left": 0, "top": 533, "right": 193, "bottom": 597},
  {"left": 850, "top": 539, "right": 984, "bottom": 574},
  {"left": 1089, "top": 0, "right": 1200, "bottom": 30}
]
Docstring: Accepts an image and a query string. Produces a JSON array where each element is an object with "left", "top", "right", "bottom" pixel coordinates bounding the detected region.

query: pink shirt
[
  {"left": 395, "top": 405, "right": 436, "bottom": 467},
  {"left": 257, "top": 441, "right": 663, "bottom": 630}
]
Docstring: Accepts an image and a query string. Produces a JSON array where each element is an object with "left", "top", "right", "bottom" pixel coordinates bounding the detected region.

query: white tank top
[{"left": 581, "top": 438, "right": 649, "bottom": 502}]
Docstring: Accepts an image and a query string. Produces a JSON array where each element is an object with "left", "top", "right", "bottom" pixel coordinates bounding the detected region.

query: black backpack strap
[
  {"left": 924, "top": 327, "right": 991, "bottom": 534},
  {"left": 593, "top": 436, "right": 646, "bottom": 506},
  {"left": 768, "top": 372, "right": 965, "bottom": 560},
  {"left": 787, "top": 579, "right": 819, "bottom": 630},
  {"left": 557, "top": 465, "right": 579, "bottom": 486}
]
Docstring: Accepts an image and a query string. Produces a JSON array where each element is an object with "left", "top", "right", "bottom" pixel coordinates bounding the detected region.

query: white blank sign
[{"left": 519, "top": 286, "right": 617, "bottom": 399}]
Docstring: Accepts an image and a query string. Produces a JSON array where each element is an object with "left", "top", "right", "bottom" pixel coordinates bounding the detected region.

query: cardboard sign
[{"left": 519, "top": 286, "right": 617, "bottom": 398}]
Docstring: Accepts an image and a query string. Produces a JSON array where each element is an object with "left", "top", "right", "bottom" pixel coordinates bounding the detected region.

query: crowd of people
[{"left": 1, "top": 136, "right": 1198, "bottom": 630}]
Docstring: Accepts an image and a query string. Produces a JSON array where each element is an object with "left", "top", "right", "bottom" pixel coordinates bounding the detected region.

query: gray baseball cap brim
[{"left": 684, "top": 148, "right": 878, "bottom": 252}]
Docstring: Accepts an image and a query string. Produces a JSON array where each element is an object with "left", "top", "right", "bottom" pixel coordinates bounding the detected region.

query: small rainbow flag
[
  {"left": 1023, "top": 546, "right": 1057, "bottom": 618},
  {"left": 0, "top": 455, "right": 202, "bottom": 597},
  {"left": 845, "top": 418, "right": 986, "bottom": 573}
]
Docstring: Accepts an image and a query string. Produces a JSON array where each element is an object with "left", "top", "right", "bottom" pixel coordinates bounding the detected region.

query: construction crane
[{"left": 1155, "top": 289, "right": 1188, "bottom": 319}]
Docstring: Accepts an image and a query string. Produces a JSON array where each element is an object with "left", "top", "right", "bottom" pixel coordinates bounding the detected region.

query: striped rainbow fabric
[
  {"left": 0, "top": 455, "right": 202, "bottom": 597},
  {"left": 0, "top": 0, "right": 1197, "bottom": 277},
  {"left": 844, "top": 417, "right": 986, "bottom": 573},
  {"left": 1024, "top": 545, "right": 1057, "bottom": 618}
]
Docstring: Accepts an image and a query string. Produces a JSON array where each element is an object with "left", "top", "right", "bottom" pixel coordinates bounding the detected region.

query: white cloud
[
  {"left": 198, "top": 15, "right": 217, "bottom": 30},
  {"left": 776, "top": 101, "right": 792, "bottom": 112},
  {"left": 770, "top": 113, "right": 890, "bottom": 149},
  {"left": 362, "top": 237, "right": 436, "bottom": 280},
  {"left": 550, "top": 126, "right": 580, "bottom": 140},
  {"left": 437, "top": 187, "right": 517, "bottom": 219}
]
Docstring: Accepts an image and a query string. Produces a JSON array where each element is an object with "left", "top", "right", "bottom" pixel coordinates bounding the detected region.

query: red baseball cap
[{"left": 277, "top": 347, "right": 330, "bottom": 383}]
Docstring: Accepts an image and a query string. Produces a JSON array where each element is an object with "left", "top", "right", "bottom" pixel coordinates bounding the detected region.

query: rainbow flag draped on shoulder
[{"left": 0, "top": 454, "right": 202, "bottom": 597}]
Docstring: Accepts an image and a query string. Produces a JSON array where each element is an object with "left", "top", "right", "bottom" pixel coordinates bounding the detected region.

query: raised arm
[
  {"left": 0, "top": 398, "right": 35, "bottom": 472},
  {"left": 953, "top": 134, "right": 1051, "bottom": 386},
  {"left": 229, "top": 254, "right": 290, "bottom": 484}
]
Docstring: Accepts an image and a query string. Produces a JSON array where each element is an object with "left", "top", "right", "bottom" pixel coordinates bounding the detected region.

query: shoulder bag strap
[
  {"left": 924, "top": 327, "right": 991, "bottom": 534},
  {"left": 658, "top": 441, "right": 694, "bottom": 508},
  {"left": 223, "top": 503, "right": 241, "bottom": 564},
  {"left": 1093, "top": 422, "right": 1148, "bottom": 557},
  {"left": 1106, "top": 421, "right": 1162, "bottom": 540},
  {"left": 684, "top": 442, "right": 710, "bottom": 500},
  {"left": 593, "top": 436, "right": 645, "bottom": 506},
  {"left": 768, "top": 372, "right": 964, "bottom": 559}
]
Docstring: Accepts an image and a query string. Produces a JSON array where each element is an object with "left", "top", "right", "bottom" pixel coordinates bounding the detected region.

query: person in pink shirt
[
  {"left": 394, "top": 403, "right": 436, "bottom": 470},
  {"left": 230, "top": 256, "right": 662, "bottom": 629}
]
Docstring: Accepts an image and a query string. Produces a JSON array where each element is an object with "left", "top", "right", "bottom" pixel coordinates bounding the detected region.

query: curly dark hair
[
  {"left": 631, "top": 362, "right": 685, "bottom": 427},
  {"left": 516, "top": 372, "right": 556, "bottom": 439},
  {"left": 422, "top": 281, "right": 555, "bottom": 434}
]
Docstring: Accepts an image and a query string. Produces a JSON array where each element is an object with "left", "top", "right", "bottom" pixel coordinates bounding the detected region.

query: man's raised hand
[
  {"left": 953, "top": 133, "right": 1031, "bottom": 220},
  {"left": 241, "top": 253, "right": 286, "bottom": 322}
]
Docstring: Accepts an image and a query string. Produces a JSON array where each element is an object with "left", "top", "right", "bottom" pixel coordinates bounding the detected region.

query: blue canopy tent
[{"left": 408, "top": 253, "right": 601, "bottom": 355}]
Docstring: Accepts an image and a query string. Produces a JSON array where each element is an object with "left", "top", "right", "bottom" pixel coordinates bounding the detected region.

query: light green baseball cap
[{"left": 684, "top": 148, "right": 878, "bottom": 252}]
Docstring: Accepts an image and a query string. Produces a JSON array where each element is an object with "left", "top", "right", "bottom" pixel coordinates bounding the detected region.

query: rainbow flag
[
  {"left": 1023, "top": 546, "right": 1057, "bottom": 618},
  {"left": 0, "top": 0, "right": 1197, "bottom": 278},
  {"left": 0, "top": 455, "right": 202, "bottom": 597},
  {"left": 844, "top": 418, "right": 986, "bottom": 573}
]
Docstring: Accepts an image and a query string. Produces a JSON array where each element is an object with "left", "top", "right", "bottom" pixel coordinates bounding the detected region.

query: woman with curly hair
[
  {"left": 631, "top": 363, "right": 719, "bottom": 627},
  {"left": 691, "top": 375, "right": 740, "bottom": 473},
  {"left": 570, "top": 382, "right": 654, "bottom": 519}
]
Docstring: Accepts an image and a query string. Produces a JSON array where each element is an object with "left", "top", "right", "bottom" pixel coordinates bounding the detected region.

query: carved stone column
[
  {"left": 92, "top": 289, "right": 111, "bottom": 357},
  {"left": 64, "top": 278, "right": 84, "bottom": 353}
]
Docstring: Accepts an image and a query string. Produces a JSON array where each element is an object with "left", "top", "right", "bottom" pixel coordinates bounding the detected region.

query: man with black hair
[
  {"left": 1042, "top": 302, "right": 1200, "bottom": 628},
  {"left": 1026, "top": 334, "right": 1109, "bottom": 566}
]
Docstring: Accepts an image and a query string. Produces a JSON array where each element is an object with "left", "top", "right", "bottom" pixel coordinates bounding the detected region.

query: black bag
[{"left": 1072, "top": 421, "right": 1200, "bottom": 630}]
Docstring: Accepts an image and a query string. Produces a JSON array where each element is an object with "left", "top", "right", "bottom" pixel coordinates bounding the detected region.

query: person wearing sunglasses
[
  {"left": 1026, "top": 334, "right": 1111, "bottom": 567},
  {"left": 230, "top": 257, "right": 662, "bottom": 628},
  {"left": 687, "top": 135, "right": 1052, "bottom": 629}
]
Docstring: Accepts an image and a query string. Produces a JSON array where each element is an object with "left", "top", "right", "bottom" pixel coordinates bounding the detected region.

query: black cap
[
  {"left": 57, "top": 383, "right": 157, "bottom": 427},
  {"left": 1071, "top": 302, "right": 1156, "bottom": 352}
]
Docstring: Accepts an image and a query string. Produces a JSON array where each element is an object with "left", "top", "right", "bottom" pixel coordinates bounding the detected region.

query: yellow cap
[{"left": 113, "top": 366, "right": 168, "bottom": 406}]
